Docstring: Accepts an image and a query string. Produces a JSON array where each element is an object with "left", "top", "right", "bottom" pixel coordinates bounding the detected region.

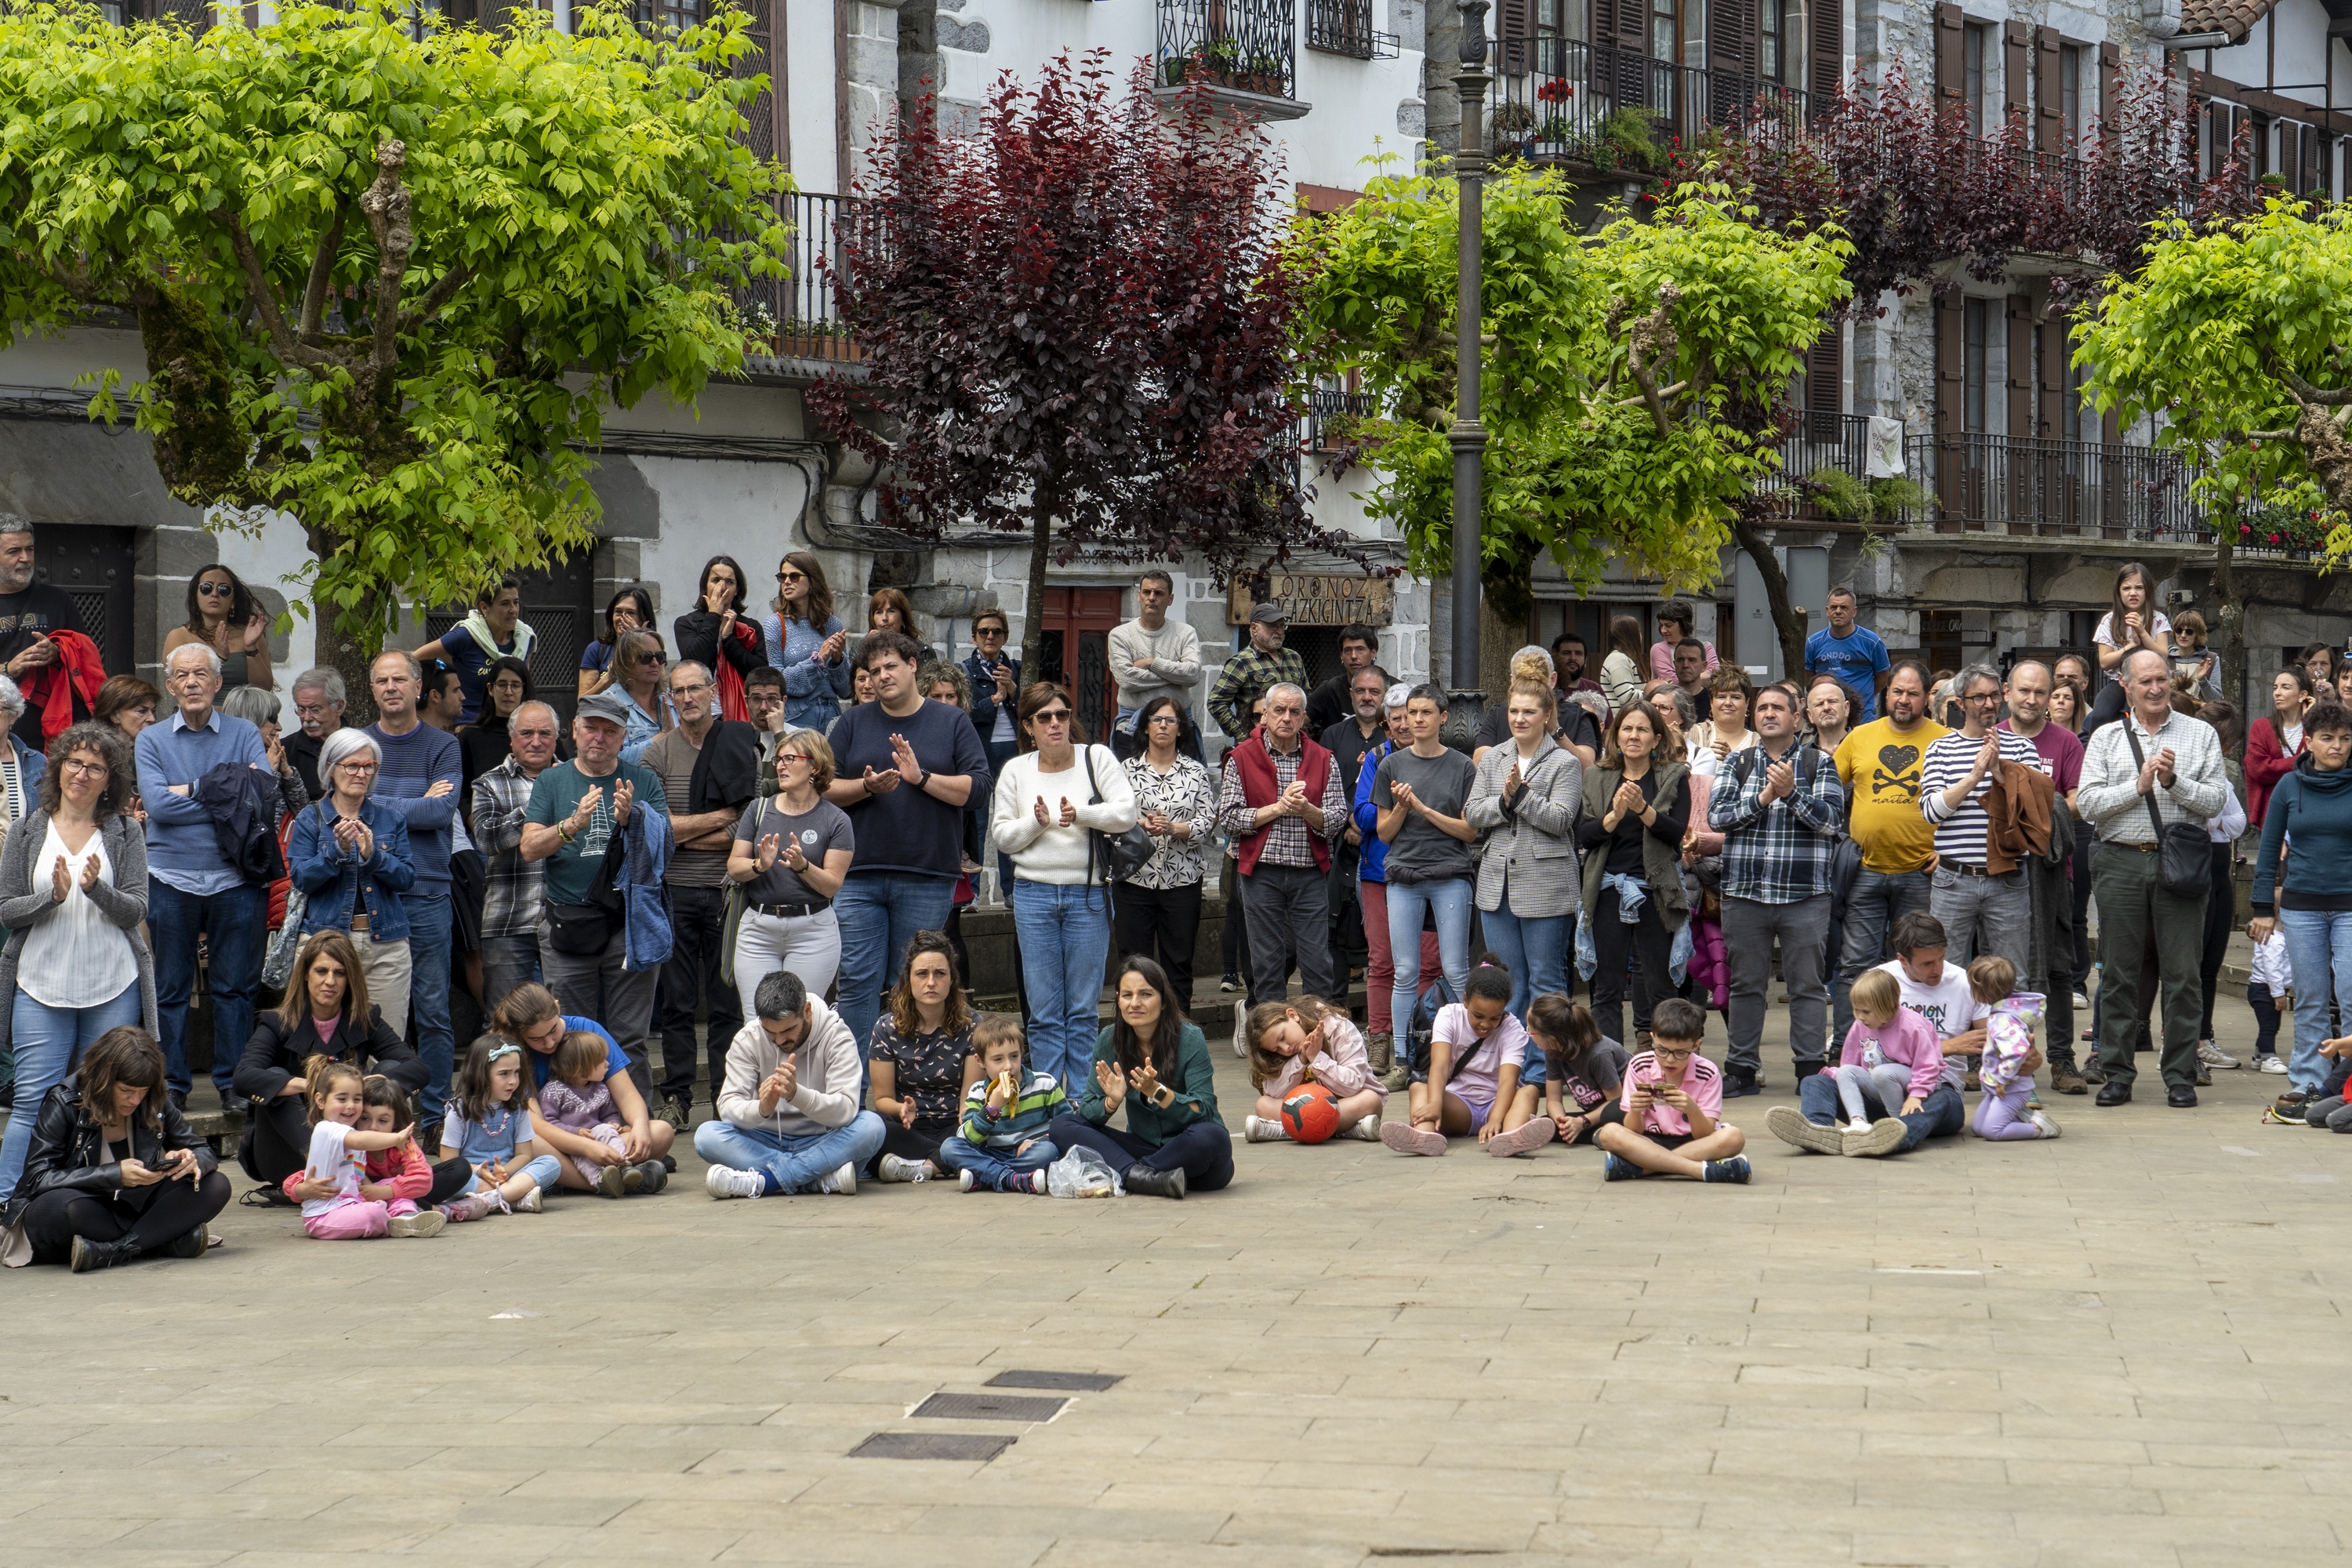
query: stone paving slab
[{"left": 3, "top": 1007, "right": 2348, "bottom": 1565}]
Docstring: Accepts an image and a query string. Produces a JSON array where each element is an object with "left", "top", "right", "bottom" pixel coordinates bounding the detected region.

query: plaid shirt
[
  {"left": 1705, "top": 740, "right": 1845, "bottom": 903},
  {"left": 470, "top": 754, "right": 546, "bottom": 939},
  {"left": 1207, "top": 644, "right": 1309, "bottom": 739},
  {"left": 1218, "top": 732, "right": 1346, "bottom": 869}
]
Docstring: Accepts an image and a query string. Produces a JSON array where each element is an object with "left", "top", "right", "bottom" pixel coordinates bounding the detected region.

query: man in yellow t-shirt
[{"left": 1831, "top": 660, "right": 1950, "bottom": 1043}]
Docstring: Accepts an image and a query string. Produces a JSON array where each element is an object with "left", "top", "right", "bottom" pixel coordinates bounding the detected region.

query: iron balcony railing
[
  {"left": 1903, "top": 432, "right": 2203, "bottom": 543},
  {"left": 1302, "top": 387, "right": 1375, "bottom": 458},
  {"left": 1755, "top": 412, "right": 1871, "bottom": 514},
  {"left": 1158, "top": 0, "right": 1298, "bottom": 102},
  {"left": 732, "top": 191, "right": 870, "bottom": 366},
  {"left": 1305, "top": 0, "right": 1396, "bottom": 59},
  {"left": 1490, "top": 38, "right": 1819, "bottom": 166}
]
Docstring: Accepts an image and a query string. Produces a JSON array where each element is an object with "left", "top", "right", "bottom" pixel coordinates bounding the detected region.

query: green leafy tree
[
  {"left": 2074, "top": 199, "right": 2352, "bottom": 720},
  {"left": 0, "top": 0, "right": 786, "bottom": 707},
  {"left": 1294, "top": 169, "right": 1849, "bottom": 681}
]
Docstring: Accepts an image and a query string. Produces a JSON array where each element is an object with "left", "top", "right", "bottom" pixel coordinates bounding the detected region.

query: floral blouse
[
  {"left": 868, "top": 1016, "right": 977, "bottom": 1127},
  {"left": 1120, "top": 753, "right": 1215, "bottom": 890}
]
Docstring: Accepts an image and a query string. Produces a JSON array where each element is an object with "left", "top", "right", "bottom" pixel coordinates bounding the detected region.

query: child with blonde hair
[
  {"left": 1968, "top": 955, "right": 2059, "bottom": 1142},
  {"left": 289, "top": 1061, "right": 445, "bottom": 1240},
  {"left": 1240, "top": 995, "right": 1384, "bottom": 1143},
  {"left": 536, "top": 1030, "right": 666, "bottom": 1197}
]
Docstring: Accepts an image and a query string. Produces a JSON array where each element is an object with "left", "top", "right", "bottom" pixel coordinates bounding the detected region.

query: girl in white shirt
[{"left": 2092, "top": 564, "right": 2171, "bottom": 679}]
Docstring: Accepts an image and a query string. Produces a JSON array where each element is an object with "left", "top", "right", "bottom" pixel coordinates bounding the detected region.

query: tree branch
[
  {"left": 2277, "top": 365, "right": 2352, "bottom": 407},
  {"left": 400, "top": 261, "right": 474, "bottom": 336},
  {"left": 298, "top": 201, "right": 347, "bottom": 346},
  {"left": 1622, "top": 285, "right": 1683, "bottom": 441},
  {"left": 222, "top": 216, "right": 332, "bottom": 369},
  {"left": 357, "top": 140, "right": 415, "bottom": 385}
]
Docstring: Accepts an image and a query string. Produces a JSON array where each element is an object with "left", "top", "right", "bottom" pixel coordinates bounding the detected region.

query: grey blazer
[
  {"left": 0, "top": 811, "right": 158, "bottom": 1058},
  {"left": 1464, "top": 736, "right": 1584, "bottom": 919}
]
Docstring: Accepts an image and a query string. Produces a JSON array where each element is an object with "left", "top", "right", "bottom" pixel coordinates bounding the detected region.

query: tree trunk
[
  {"left": 1479, "top": 554, "right": 1532, "bottom": 713},
  {"left": 303, "top": 524, "right": 389, "bottom": 727},
  {"left": 1018, "top": 486, "right": 1054, "bottom": 698},
  {"left": 2212, "top": 525, "right": 2245, "bottom": 720},
  {"left": 1730, "top": 503, "right": 1809, "bottom": 680}
]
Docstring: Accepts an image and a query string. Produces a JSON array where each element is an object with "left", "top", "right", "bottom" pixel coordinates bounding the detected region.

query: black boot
[
  {"left": 1123, "top": 1163, "right": 1186, "bottom": 1200},
  {"left": 69, "top": 1235, "right": 138, "bottom": 1273}
]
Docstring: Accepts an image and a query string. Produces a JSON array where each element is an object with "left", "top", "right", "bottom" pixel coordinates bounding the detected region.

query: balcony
[
  {"left": 731, "top": 191, "right": 869, "bottom": 373},
  {"left": 1305, "top": 0, "right": 1396, "bottom": 60},
  {"left": 1157, "top": 0, "right": 1307, "bottom": 118},
  {"left": 1755, "top": 412, "right": 1872, "bottom": 518},
  {"left": 1301, "top": 386, "right": 1375, "bottom": 470},
  {"left": 1490, "top": 39, "right": 1818, "bottom": 172},
  {"left": 1902, "top": 433, "right": 2203, "bottom": 544}
]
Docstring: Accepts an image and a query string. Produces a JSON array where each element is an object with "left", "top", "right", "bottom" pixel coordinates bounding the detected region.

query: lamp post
[{"left": 1445, "top": 0, "right": 1490, "bottom": 739}]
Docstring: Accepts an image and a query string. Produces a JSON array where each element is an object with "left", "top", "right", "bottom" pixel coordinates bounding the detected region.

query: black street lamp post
[{"left": 1446, "top": 0, "right": 1490, "bottom": 735}]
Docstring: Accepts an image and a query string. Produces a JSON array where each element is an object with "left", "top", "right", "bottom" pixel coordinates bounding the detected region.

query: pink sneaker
[
  {"left": 1379, "top": 1122, "right": 1447, "bottom": 1157},
  {"left": 439, "top": 1195, "right": 495, "bottom": 1224},
  {"left": 1485, "top": 1118, "right": 1558, "bottom": 1158}
]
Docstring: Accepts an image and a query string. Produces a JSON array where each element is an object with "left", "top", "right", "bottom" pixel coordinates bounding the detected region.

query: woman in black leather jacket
[
  {"left": 2, "top": 1026, "right": 227, "bottom": 1272},
  {"left": 234, "top": 930, "right": 423, "bottom": 1189}
]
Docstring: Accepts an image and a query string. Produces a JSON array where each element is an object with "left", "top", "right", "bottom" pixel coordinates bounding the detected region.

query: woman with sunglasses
[
  {"left": 164, "top": 564, "right": 270, "bottom": 694},
  {"left": 990, "top": 683, "right": 1137, "bottom": 1093},
  {"left": 606, "top": 627, "right": 675, "bottom": 767},
  {"left": 1116, "top": 693, "right": 1214, "bottom": 1007},
  {"left": 762, "top": 553, "right": 851, "bottom": 731},
  {"left": 580, "top": 587, "right": 653, "bottom": 699},
  {"left": 728, "top": 729, "right": 856, "bottom": 1021}
]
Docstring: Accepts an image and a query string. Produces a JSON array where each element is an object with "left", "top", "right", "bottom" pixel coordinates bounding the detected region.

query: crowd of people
[{"left": 0, "top": 524, "right": 2343, "bottom": 1270}]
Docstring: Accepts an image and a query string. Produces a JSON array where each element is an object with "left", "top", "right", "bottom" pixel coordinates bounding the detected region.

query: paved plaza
[{"left": 2, "top": 1002, "right": 2345, "bottom": 1567}]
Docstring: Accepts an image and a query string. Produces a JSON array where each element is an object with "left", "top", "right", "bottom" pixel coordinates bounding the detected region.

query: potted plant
[{"left": 1534, "top": 114, "right": 1572, "bottom": 155}]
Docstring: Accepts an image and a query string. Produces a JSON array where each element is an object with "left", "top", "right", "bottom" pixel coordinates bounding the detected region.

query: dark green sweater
[{"left": 1075, "top": 1022, "right": 1221, "bottom": 1147}]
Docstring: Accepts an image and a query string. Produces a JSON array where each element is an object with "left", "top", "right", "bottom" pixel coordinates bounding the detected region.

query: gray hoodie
[{"left": 715, "top": 999, "right": 863, "bottom": 1138}]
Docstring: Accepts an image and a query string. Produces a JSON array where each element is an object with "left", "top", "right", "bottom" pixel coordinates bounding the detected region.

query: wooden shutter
[
  {"left": 1808, "top": 0, "right": 1842, "bottom": 107},
  {"left": 2002, "top": 20, "right": 2029, "bottom": 131},
  {"left": 2303, "top": 123, "right": 2321, "bottom": 192},
  {"left": 1936, "top": 293, "right": 1965, "bottom": 432},
  {"left": 2034, "top": 26, "right": 2063, "bottom": 151},
  {"left": 1807, "top": 321, "right": 1844, "bottom": 416},
  {"left": 1935, "top": 3, "right": 1966, "bottom": 108},
  {"left": 2005, "top": 295, "right": 2034, "bottom": 441},
  {"left": 1709, "top": 0, "right": 1760, "bottom": 82},
  {"left": 2098, "top": 41, "right": 2121, "bottom": 147},
  {"left": 2038, "top": 312, "right": 2071, "bottom": 439},
  {"left": 1497, "top": 0, "right": 1537, "bottom": 74}
]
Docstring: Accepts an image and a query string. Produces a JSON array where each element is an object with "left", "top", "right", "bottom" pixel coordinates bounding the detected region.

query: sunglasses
[
  {"left": 1032, "top": 710, "right": 1072, "bottom": 724},
  {"left": 196, "top": 581, "right": 234, "bottom": 597},
  {"left": 776, "top": 570, "right": 806, "bottom": 582}
]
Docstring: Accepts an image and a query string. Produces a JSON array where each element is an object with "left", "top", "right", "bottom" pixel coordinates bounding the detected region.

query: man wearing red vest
[{"left": 1218, "top": 681, "right": 1348, "bottom": 1009}]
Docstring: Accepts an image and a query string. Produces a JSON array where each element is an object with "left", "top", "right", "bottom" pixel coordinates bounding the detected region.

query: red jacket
[
  {"left": 1230, "top": 730, "right": 1334, "bottom": 875},
  {"left": 2248, "top": 713, "right": 2305, "bottom": 826},
  {"left": 19, "top": 627, "right": 103, "bottom": 744}
]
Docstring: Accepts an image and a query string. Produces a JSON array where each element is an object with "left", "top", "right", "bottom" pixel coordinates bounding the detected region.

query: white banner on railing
[{"left": 1865, "top": 416, "right": 1905, "bottom": 479}]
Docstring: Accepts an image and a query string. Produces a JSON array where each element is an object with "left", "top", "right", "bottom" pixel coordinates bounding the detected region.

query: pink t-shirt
[
  {"left": 1434, "top": 1004, "right": 1530, "bottom": 1105},
  {"left": 1620, "top": 1049, "right": 1724, "bottom": 1138},
  {"left": 1650, "top": 639, "right": 1721, "bottom": 683},
  {"left": 1831, "top": 1008, "right": 1945, "bottom": 1102}
]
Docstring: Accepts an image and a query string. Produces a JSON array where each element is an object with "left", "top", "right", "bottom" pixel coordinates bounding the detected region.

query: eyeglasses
[
  {"left": 776, "top": 570, "right": 806, "bottom": 583},
  {"left": 636, "top": 652, "right": 664, "bottom": 665},
  {"left": 779, "top": 752, "right": 813, "bottom": 766},
  {"left": 974, "top": 626, "right": 1005, "bottom": 637},
  {"left": 1032, "top": 710, "right": 1071, "bottom": 724},
  {"left": 1652, "top": 1046, "right": 1695, "bottom": 1059},
  {"left": 60, "top": 757, "right": 107, "bottom": 778},
  {"left": 672, "top": 681, "right": 712, "bottom": 696},
  {"left": 1146, "top": 714, "right": 1181, "bottom": 727},
  {"left": 196, "top": 581, "right": 234, "bottom": 597}
]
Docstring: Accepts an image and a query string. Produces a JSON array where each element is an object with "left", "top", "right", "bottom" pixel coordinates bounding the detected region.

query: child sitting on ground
[
  {"left": 1968, "top": 956, "right": 2059, "bottom": 1142},
  {"left": 1788, "top": 967, "right": 1944, "bottom": 1159},
  {"left": 1381, "top": 956, "right": 1554, "bottom": 1158},
  {"left": 289, "top": 1060, "right": 444, "bottom": 1239},
  {"left": 438, "top": 1036, "right": 563, "bottom": 1214},
  {"left": 1242, "top": 996, "right": 1385, "bottom": 1143},
  {"left": 1592, "top": 996, "right": 1751, "bottom": 1183},
  {"left": 287, "top": 1075, "right": 468, "bottom": 1231},
  {"left": 537, "top": 1030, "right": 656, "bottom": 1198},
  {"left": 1526, "top": 994, "right": 1628, "bottom": 1148},
  {"left": 937, "top": 1015, "right": 1066, "bottom": 1193}
]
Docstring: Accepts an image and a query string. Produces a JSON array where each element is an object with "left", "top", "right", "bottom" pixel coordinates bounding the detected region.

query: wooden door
[{"left": 1040, "top": 586, "right": 1124, "bottom": 743}]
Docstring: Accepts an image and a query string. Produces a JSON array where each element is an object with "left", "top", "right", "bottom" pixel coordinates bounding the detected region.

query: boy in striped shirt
[{"left": 938, "top": 1016, "right": 1068, "bottom": 1194}]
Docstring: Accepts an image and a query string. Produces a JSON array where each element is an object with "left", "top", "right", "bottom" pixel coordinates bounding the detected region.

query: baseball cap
[{"left": 1247, "top": 601, "right": 1288, "bottom": 626}]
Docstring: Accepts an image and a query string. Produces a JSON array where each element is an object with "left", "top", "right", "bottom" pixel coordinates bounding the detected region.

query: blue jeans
[
  {"left": 934, "top": 1135, "right": 1059, "bottom": 1189},
  {"left": 694, "top": 1112, "right": 887, "bottom": 1194},
  {"left": 1386, "top": 878, "right": 1474, "bottom": 1037},
  {"left": 1835, "top": 866, "right": 1933, "bottom": 1044},
  {"left": 459, "top": 1153, "right": 565, "bottom": 1196},
  {"left": 1482, "top": 906, "right": 1570, "bottom": 1026},
  {"left": 1797, "top": 1074, "right": 1963, "bottom": 1155},
  {"left": 152, "top": 880, "right": 266, "bottom": 1100},
  {"left": 834, "top": 872, "right": 959, "bottom": 1065},
  {"left": 404, "top": 892, "right": 455, "bottom": 1123},
  {"left": 0, "top": 982, "right": 142, "bottom": 1200},
  {"left": 2280, "top": 908, "right": 2352, "bottom": 1095},
  {"left": 1011, "top": 879, "right": 1114, "bottom": 1093}
]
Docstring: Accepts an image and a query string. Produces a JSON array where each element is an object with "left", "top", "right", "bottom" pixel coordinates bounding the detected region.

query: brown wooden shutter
[
  {"left": 1807, "top": 0, "right": 1842, "bottom": 107},
  {"left": 2038, "top": 312, "right": 2071, "bottom": 439},
  {"left": 1807, "top": 321, "right": 1844, "bottom": 416},
  {"left": 2034, "top": 26, "right": 2063, "bottom": 151},
  {"left": 2005, "top": 294, "right": 2034, "bottom": 441},
  {"left": 2002, "top": 20, "right": 2029, "bottom": 131},
  {"left": 2304, "top": 123, "right": 2321, "bottom": 192},
  {"left": 2099, "top": 41, "right": 2122, "bottom": 146},
  {"left": 1936, "top": 293, "right": 1965, "bottom": 432},
  {"left": 1935, "top": 3, "right": 1966, "bottom": 106},
  {"left": 1497, "top": 0, "right": 1537, "bottom": 74},
  {"left": 1710, "top": 0, "right": 1760, "bottom": 82}
]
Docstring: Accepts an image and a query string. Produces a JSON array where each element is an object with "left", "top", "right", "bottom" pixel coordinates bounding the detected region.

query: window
[
  {"left": 1962, "top": 23, "right": 1987, "bottom": 136},
  {"left": 1651, "top": 0, "right": 1676, "bottom": 63},
  {"left": 1760, "top": 0, "right": 1782, "bottom": 82},
  {"left": 1963, "top": 299, "right": 1989, "bottom": 433},
  {"left": 1534, "top": 0, "right": 1567, "bottom": 73},
  {"left": 2060, "top": 43, "right": 2082, "bottom": 150},
  {"left": 2061, "top": 354, "right": 2085, "bottom": 443}
]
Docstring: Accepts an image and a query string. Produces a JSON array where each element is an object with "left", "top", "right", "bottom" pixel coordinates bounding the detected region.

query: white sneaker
[
  {"left": 2028, "top": 1109, "right": 2063, "bottom": 1139},
  {"left": 818, "top": 1161, "right": 857, "bottom": 1196},
  {"left": 706, "top": 1165, "right": 765, "bottom": 1200},
  {"left": 514, "top": 1186, "right": 542, "bottom": 1214},
  {"left": 2198, "top": 1040, "right": 2241, "bottom": 1069},
  {"left": 877, "top": 1153, "right": 930, "bottom": 1183},
  {"left": 1348, "top": 1114, "right": 1380, "bottom": 1141},
  {"left": 1232, "top": 1033, "right": 1247, "bottom": 1058},
  {"left": 2259, "top": 1054, "right": 2291, "bottom": 1075},
  {"left": 957, "top": 1168, "right": 978, "bottom": 1192},
  {"left": 1845, "top": 1120, "right": 1873, "bottom": 1135},
  {"left": 1244, "top": 1114, "right": 1291, "bottom": 1143}
]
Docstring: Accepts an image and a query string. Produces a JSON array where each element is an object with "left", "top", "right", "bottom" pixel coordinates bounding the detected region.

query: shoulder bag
[
  {"left": 2121, "top": 723, "right": 2211, "bottom": 898},
  {"left": 1085, "top": 746, "right": 1158, "bottom": 884},
  {"left": 262, "top": 804, "right": 321, "bottom": 990}
]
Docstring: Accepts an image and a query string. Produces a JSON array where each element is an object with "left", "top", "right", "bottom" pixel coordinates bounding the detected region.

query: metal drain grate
[
  {"left": 911, "top": 1392, "right": 1067, "bottom": 1422},
  {"left": 986, "top": 1370, "right": 1123, "bottom": 1392},
  {"left": 851, "top": 1432, "right": 1016, "bottom": 1461}
]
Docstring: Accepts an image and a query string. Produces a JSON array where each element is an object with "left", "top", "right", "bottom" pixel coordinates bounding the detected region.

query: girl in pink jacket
[{"left": 1241, "top": 997, "right": 1385, "bottom": 1144}]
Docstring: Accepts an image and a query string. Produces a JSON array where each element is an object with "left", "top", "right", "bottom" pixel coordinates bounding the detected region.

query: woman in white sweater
[{"left": 989, "top": 684, "right": 1138, "bottom": 1094}]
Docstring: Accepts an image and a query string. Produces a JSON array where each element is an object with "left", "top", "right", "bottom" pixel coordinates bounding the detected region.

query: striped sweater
[
  {"left": 1918, "top": 728, "right": 2047, "bottom": 868},
  {"left": 956, "top": 1069, "right": 1069, "bottom": 1149}
]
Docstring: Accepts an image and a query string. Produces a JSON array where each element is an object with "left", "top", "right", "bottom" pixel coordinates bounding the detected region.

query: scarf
[{"left": 461, "top": 609, "right": 532, "bottom": 666}]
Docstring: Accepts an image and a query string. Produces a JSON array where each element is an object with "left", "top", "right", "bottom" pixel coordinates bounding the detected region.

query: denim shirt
[
  {"left": 764, "top": 611, "right": 851, "bottom": 730},
  {"left": 288, "top": 796, "right": 417, "bottom": 941}
]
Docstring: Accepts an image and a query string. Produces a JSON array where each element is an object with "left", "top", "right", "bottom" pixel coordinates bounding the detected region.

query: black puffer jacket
[
  {"left": 2, "top": 1075, "right": 216, "bottom": 1229},
  {"left": 235, "top": 1007, "right": 425, "bottom": 1103}
]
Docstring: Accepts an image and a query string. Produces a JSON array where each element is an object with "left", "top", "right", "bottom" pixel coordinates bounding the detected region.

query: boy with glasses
[{"left": 1592, "top": 997, "right": 1751, "bottom": 1182}]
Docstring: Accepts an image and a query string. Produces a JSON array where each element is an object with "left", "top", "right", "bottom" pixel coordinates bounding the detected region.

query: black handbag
[
  {"left": 2121, "top": 724, "right": 2211, "bottom": 898},
  {"left": 1085, "top": 746, "right": 1158, "bottom": 884}
]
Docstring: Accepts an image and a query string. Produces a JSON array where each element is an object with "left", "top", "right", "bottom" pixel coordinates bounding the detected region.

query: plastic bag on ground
[{"left": 1045, "top": 1145, "right": 1123, "bottom": 1199}]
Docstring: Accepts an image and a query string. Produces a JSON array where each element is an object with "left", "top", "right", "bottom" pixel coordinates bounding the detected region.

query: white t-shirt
[
  {"left": 300, "top": 1121, "right": 365, "bottom": 1219},
  {"left": 2092, "top": 610, "right": 2172, "bottom": 679},
  {"left": 18, "top": 821, "right": 138, "bottom": 1010},
  {"left": 1873, "top": 958, "right": 1990, "bottom": 1091}
]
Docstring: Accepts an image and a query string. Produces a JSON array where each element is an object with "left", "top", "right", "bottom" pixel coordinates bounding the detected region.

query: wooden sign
[{"left": 1228, "top": 573, "right": 1395, "bottom": 627}]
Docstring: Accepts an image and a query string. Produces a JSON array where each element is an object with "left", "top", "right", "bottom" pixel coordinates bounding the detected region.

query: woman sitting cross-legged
[
  {"left": 1049, "top": 956, "right": 1232, "bottom": 1199},
  {"left": 234, "top": 929, "right": 426, "bottom": 1195},
  {"left": 1, "top": 1027, "right": 229, "bottom": 1272},
  {"left": 865, "top": 931, "right": 980, "bottom": 1184}
]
